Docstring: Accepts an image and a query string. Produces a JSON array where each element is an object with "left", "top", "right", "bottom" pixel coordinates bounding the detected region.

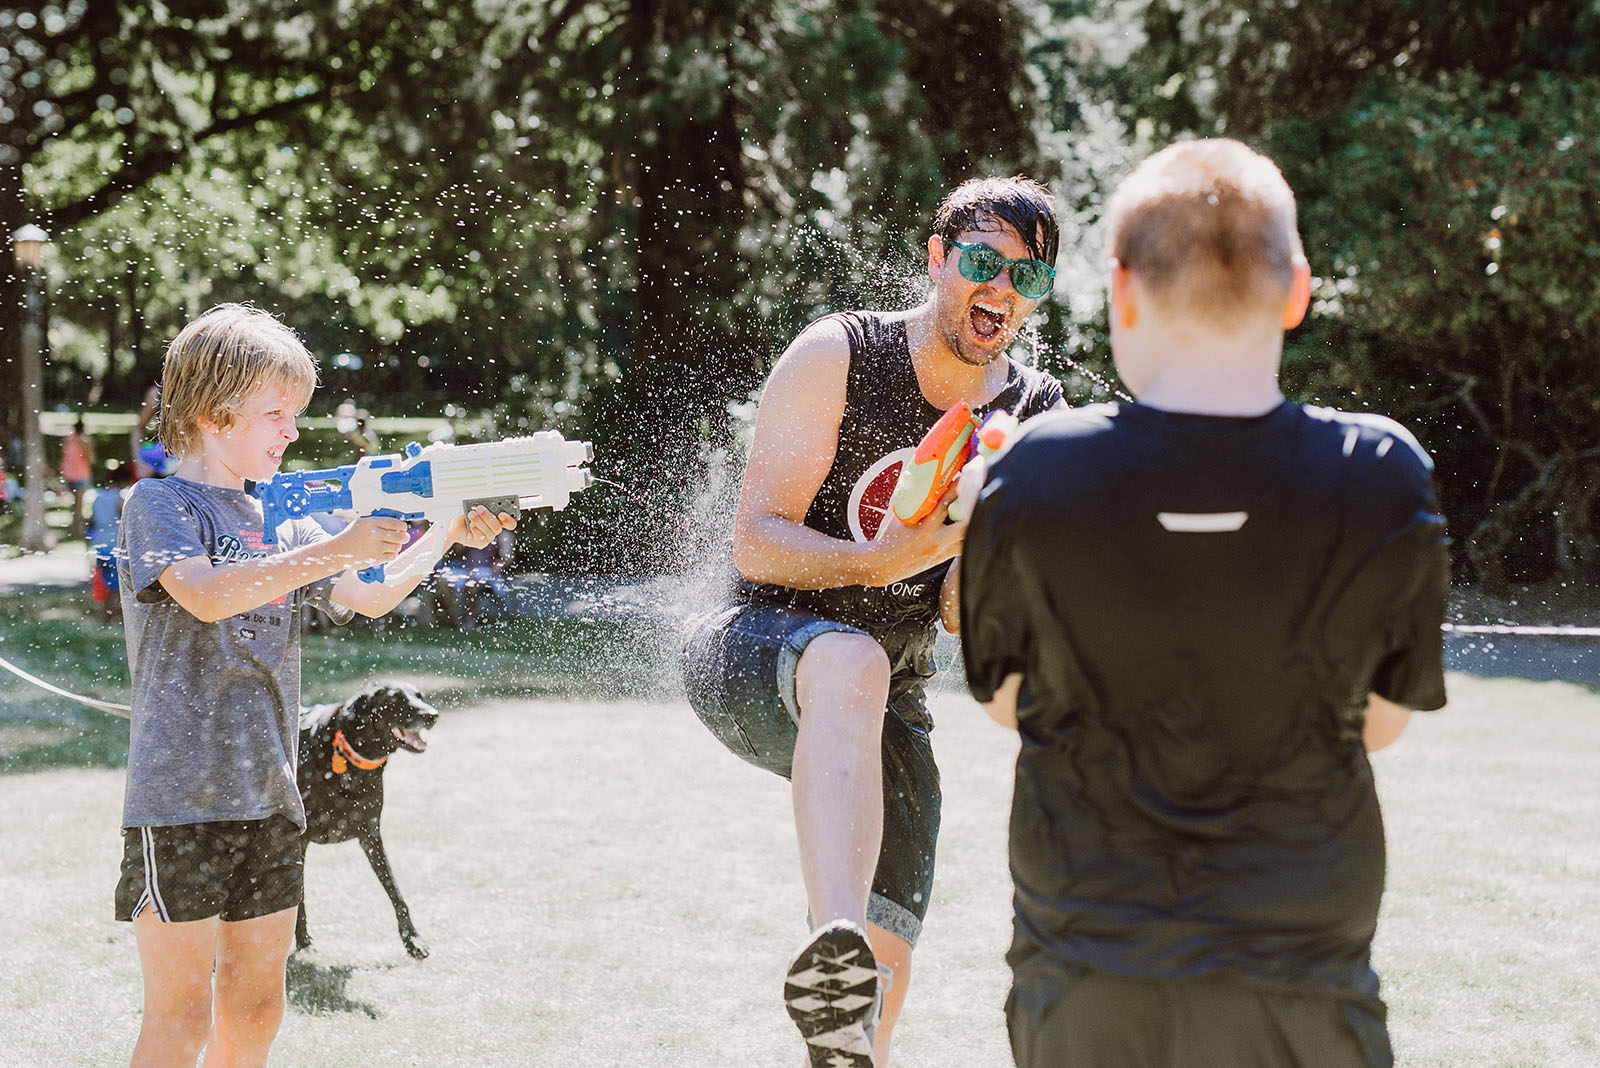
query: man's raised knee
[{"left": 795, "top": 632, "right": 891, "bottom": 716}]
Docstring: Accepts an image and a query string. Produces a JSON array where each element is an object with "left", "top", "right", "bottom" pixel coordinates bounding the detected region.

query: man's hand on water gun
[
  {"left": 866, "top": 481, "right": 967, "bottom": 586},
  {"left": 329, "top": 515, "right": 410, "bottom": 569},
  {"left": 953, "top": 454, "right": 988, "bottom": 525},
  {"left": 447, "top": 505, "right": 517, "bottom": 550}
]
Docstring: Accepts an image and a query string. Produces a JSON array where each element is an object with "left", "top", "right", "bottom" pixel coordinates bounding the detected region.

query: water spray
[{"left": 590, "top": 476, "right": 657, "bottom": 512}]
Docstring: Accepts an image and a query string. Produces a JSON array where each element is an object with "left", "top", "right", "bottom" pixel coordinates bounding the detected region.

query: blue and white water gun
[{"left": 255, "top": 431, "right": 594, "bottom": 581}]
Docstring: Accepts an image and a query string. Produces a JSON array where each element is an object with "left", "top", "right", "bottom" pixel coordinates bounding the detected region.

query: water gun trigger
[{"left": 355, "top": 507, "right": 412, "bottom": 584}]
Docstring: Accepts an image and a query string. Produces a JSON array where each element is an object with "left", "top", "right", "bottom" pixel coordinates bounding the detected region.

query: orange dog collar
[{"left": 331, "top": 729, "right": 388, "bottom": 774}]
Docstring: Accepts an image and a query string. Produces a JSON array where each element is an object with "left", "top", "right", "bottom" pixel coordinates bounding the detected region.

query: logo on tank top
[{"left": 846, "top": 447, "right": 913, "bottom": 542}]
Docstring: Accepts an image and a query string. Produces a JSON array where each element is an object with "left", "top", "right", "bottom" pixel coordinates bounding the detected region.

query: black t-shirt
[
  {"left": 961, "top": 400, "right": 1448, "bottom": 1001},
  {"left": 736, "top": 310, "right": 1063, "bottom": 697}
]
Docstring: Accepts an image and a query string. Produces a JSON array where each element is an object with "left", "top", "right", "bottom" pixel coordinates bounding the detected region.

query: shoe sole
[{"left": 784, "top": 920, "right": 878, "bottom": 1068}]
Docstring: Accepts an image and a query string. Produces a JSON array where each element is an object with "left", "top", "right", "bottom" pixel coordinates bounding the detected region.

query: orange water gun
[{"left": 889, "top": 403, "right": 1019, "bottom": 525}]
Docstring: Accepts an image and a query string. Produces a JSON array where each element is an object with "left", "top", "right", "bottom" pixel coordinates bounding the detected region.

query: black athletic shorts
[
  {"left": 1006, "top": 965, "right": 1393, "bottom": 1068},
  {"left": 681, "top": 602, "right": 941, "bottom": 947},
  {"left": 115, "top": 815, "right": 305, "bottom": 923}
]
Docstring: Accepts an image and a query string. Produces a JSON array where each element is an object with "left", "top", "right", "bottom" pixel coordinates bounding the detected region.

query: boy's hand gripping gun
[
  {"left": 888, "top": 402, "right": 1019, "bottom": 527},
  {"left": 254, "top": 431, "right": 594, "bottom": 582}
]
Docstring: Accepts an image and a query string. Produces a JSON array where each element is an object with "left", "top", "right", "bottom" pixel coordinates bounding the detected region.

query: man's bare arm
[
  {"left": 938, "top": 558, "right": 962, "bottom": 634},
  {"left": 733, "top": 321, "right": 966, "bottom": 591}
]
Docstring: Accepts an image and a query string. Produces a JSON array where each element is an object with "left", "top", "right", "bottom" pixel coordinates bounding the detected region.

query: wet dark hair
[{"left": 932, "top": 175, "right": 1060, "bottom": 267}]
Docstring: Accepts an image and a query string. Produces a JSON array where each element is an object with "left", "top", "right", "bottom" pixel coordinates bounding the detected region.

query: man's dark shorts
[
  {"left": 115, "top": 815, "right": 305, "bottom": 923},
  {"left": 681, "top": 602, "right": 941, "bottom": 947},
  {"left": 1007, "top": 964, "right": 1393, "bottom": 1068}
]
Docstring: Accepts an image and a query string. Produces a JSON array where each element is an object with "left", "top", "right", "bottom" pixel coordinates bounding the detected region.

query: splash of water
[
  {"left": 1013, "top": 321, "right": 1132, "bottom": 403},
  {"left": 590, "top": 476, "right": 655, "bottom": 512}
]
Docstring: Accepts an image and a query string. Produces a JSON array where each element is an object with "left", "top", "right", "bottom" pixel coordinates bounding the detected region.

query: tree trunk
[
  {"left": 1, "top": 158, "right": 24, "bottom": 448},
  {"left": 601, "top": 0, "right": 757, "bottom": 571}
]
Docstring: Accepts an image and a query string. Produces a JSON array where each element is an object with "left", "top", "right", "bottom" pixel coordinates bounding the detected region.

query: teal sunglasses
[{"left": 944, "top": 239, "right": 1056, "bottom": 299}]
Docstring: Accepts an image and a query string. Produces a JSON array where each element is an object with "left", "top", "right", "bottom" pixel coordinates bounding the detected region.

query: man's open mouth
[
  {"left": 392, "top": 725, "right": 429, "bottom": 752},
  {"left": 969, "top": 299, "right": 1007, "bottom": 341}
]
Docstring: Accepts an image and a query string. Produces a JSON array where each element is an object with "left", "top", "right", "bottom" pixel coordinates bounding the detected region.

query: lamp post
[{"left": 12, "top": 224, "right": 50, "bottom": 553}]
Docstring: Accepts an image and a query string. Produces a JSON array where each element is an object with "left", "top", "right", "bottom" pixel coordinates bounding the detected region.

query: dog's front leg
[{"left": 357, "top": 825, "right": 429, "bottom": 959}]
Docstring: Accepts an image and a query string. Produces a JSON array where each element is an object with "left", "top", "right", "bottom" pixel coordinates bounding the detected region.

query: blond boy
[
  {"left": 114, "top": 304, "right": 512, "bottom": 1067},
  {"left": 959, "top": 140, "right": 1449, "bottom": 1067}
]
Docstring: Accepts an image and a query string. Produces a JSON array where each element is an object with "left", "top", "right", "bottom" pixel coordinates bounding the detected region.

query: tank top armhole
[{"left": 819, "top": 311, "right": 872, "bottom": 409}]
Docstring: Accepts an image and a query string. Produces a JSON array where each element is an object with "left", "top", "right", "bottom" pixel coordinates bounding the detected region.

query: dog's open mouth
[{"left": 392, "top": 726, "right": 429, "bottom": 753}]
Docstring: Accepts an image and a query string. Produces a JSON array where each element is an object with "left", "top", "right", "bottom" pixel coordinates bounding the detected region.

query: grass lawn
[{"left": 1, "top": 602, "right": 1597, "bottom": 1066}]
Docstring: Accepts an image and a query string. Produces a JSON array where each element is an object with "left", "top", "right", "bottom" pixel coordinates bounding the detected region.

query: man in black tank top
[
  {"left": 682, "top": 177, "right": 1064, "bottom": 1067},
  {"left": 960, "top": 141, "right": 1448, "bottom": 1068}
]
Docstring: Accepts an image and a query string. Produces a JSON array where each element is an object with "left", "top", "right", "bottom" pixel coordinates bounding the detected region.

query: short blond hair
[
  {"left": 1106, "top": 139, "right": 1303, "bottom": 325},
  {"left": 157, "top": 304, "right": 318, "bottom": 459}
]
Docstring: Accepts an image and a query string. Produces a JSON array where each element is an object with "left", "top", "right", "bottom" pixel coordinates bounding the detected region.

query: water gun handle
[{"left": 355, "top": 508, "right": 409, "bottom": 583}]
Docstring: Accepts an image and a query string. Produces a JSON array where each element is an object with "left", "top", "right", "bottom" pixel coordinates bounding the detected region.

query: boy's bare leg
[
  {"left": 204, "top": 907, "right": 297, "bottom": 1068},
  {"left": 792, "top": 632, "right": 891, "bottom": 929},
  {"left": 130, "top": 911, "right": 219, "bottom": 1068}
]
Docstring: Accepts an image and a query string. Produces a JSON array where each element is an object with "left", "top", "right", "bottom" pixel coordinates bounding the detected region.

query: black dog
[{"left": 297, "top": 681, "right": 440, "bottom": 960}]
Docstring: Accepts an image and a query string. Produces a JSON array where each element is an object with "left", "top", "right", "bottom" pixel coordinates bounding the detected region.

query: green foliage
[
  {"left": 7, "top": 1, "right": 1052, "bottom": 574},
  {"left": 1114, "top": 0, "right": 1600, "bottom": 586},
  {"left": 11, "top": 0, "right": 1597, "bottom": 581},
  {"left": 1278, "top": 71, "right": 1600, "bottom": 586}
]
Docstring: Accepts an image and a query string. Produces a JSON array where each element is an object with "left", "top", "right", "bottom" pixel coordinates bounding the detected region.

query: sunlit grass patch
[{"left": 2, "top": 589, "right": 1596, "bottom": 1065}]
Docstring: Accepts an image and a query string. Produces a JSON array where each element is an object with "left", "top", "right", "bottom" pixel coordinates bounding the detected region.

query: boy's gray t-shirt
[{"left": 118, "top": 475, "right": 353, "bottom": 830}]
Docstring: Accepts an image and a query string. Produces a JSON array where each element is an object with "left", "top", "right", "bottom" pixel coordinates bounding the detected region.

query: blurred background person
[
  {"left": 89, "top": 463, "right": 133, "bottom": 623},
  {"left": 61, "top": 415, "right": 95, "bottom": 540}
]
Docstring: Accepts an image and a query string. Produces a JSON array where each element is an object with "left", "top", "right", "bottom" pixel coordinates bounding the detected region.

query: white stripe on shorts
[{"left": 139, "top": 827, "right": 170, "bottom": 922}]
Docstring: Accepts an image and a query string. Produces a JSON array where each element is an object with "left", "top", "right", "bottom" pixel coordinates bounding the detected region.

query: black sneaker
[{"left": 784, "top": 919, "right": 880, "bottom": 1068}]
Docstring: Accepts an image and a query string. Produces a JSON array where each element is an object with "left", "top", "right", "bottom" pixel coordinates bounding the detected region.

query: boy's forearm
[
  {"left": 331, "top": 567, "right": 428, "bottom": 618},
  {"left": 161, "top": 540, "right": 358, "bottom": 622},
  {"left": 331, "top": 528, "right": 450, "bottom": 617},
  {"left": 1363, "top": 692, "right": 1413, "bottom": 752},
  {"left": 981, "top": 672, "right": 1023, "bottom": 730}
]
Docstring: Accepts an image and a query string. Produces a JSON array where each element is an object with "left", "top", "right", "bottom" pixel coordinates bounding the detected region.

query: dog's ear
[
  {"left": 368, "top": 682, "right": 421, "bottom": 725},
  {"left": 348, "top": 681, "right": 386, "bottom": 712},
  {"left": 342, "top": 687, "right": 376, "bottom": 724}
]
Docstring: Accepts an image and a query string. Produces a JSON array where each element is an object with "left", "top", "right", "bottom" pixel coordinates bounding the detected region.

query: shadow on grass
[{"left": 287, "top": 953, "right": 388, "bottom": 1019}]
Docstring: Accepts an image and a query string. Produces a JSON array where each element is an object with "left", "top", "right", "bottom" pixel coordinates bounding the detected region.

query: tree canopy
[{"left": 4, "top": 0, "right": 1597, "bottom": 584}]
